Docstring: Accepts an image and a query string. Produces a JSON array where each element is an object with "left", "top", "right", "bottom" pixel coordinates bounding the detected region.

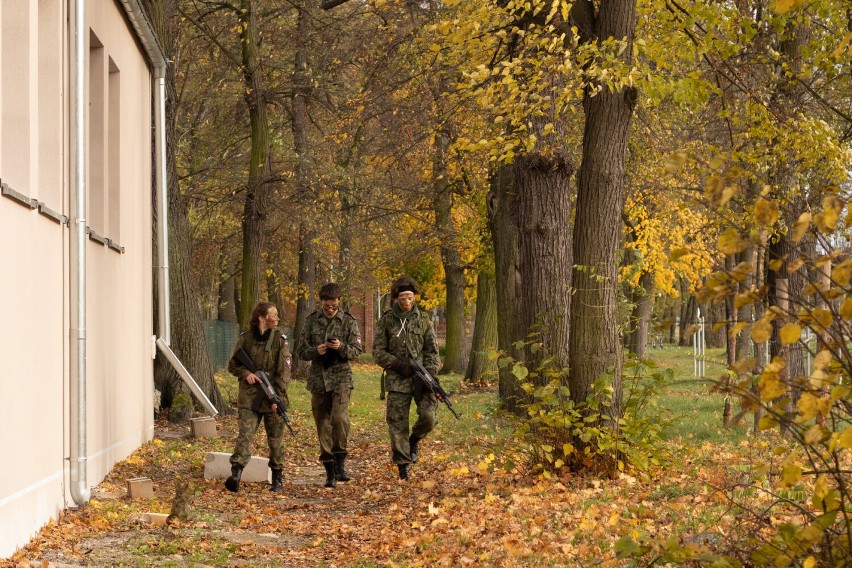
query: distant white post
[{"left": 693, "top": 308, "right": 706, "bottom": 377}]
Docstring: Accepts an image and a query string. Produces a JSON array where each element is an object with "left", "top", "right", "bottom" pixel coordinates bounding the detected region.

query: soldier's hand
[
  {"left": 317, "top": 344, "right": 328, "bottom": 355},
  {"left": 326, "top": 338, "right": 341, "bottom": 350},
  {"left": 390, "top": 359, "right": 410, "bottom": 376},
  {"left": 246, "top": 373, "right": 259, "bottom": 385}
]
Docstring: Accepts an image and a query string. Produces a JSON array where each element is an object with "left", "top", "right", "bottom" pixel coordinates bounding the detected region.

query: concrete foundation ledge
[{"left": 204, "top": 452, "right": 271, "bottom": 482}]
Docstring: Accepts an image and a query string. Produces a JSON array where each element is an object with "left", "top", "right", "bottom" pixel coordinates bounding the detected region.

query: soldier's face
[
  {"left": 262, "top": 309, "right": 279, "bottom": 330},
  {"left": 396, "top": 292, "right": 415, "bottom": 312},
  {"left": 321, "top": 299, "right": 340, "bottom": 317}
]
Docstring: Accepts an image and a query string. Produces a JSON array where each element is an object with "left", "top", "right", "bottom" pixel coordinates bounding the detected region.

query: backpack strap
[{"left": 265, "top": 326, "right": 278, "bottom": 353}]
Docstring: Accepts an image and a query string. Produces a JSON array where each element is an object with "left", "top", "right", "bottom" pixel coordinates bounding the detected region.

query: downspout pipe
[
  {"left": 69, "top": 0, "right": 90, "bottom": 506},
  {"left": 119, "top": 0, "right": 217, "bottom": 416}
]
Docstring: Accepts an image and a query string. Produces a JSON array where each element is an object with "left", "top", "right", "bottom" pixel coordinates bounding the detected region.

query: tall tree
[
  {"left": 465, "top": 261, "right": 498, "bottom": 382},
  {"left": 568, "top": 0, "right": 638, "bottom": 420},
  {"left": 146, "top": 0, "right": 226, "bottom": 417},
  {"left": 433, "top": 125, "right": 468, "bottom": 374},
  {"left": 234, "top": 0, "right": 274, "bottom": 328},
  {"left": 291, "top": 0, "right": 317, "bottom": 372}
]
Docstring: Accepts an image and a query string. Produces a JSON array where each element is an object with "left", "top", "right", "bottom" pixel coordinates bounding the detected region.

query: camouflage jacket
[
  {"left": 227, "top": 327, "right": 291, "bottom": 412},
  {"left": 297, "top": 310, "right": 363, "bottom": 394},
  {"left": 372, "top": 304, "right": 440, "bottom": 394}
]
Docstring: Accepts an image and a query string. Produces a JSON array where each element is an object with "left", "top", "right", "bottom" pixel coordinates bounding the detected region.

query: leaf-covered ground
[{"left": 5, "top": 361, "right": 795, "bottom": 567}]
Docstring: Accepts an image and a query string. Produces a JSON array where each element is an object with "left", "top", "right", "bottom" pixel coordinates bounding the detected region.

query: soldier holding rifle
[
  {"left": 224, "top": 302, "right": 291, "bottom": 493},
  {"left": 372, "top": 276, "right": 442, "bottom": 480}
]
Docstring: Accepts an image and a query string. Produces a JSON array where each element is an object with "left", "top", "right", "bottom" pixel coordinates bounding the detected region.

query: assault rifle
[
  {"left": 235, "top": 348, "right": 297, "bottom": 435},
  {"left": 411, "top": 360, "right": 461, "bottom": 419}
]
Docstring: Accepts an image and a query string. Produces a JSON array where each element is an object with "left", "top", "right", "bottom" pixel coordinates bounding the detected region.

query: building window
[
  {"left": 1, "top": 3, "right": 33, "bottom": 195},
  {"left": 88, "top": 31, "right": 121, "bottom": 244},
  {"left": 88, "top": 30, "right": 106, "bottom": 234},
  {"left": 108, "top": 57, "right": 120, "bottom": 242},
  {"left": 38, "top": 0, "right": 62, "bottom": 208}
]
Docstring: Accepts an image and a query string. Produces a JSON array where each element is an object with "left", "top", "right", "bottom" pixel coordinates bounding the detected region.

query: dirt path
[{"left": 9, "top": 412, "right": 466, "bottom": 568}]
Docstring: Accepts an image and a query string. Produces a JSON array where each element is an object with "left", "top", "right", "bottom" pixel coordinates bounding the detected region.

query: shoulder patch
[{"left": 281, "top": 333, "right": 287, "bottom": 340}]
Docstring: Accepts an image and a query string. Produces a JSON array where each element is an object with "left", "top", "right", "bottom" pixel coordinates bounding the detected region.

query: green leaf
[
  {"left": 614, "top": 536, "right": 641, "bottom": 557},
  {"left": 512, "top": 362, "right": 529, "bottom": 381}
]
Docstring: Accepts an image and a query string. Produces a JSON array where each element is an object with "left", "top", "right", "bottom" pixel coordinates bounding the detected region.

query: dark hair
[
  {"left": 249, "top": 302, "right": 276, "bottom": 330},
  {"left": 319, "top": 282, "right": 341, "bottom": 301},
  {"left": 390, "top": 276, "right": 420, "bottom": 299}
]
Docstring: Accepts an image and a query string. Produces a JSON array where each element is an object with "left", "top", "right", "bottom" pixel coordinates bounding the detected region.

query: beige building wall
[{"left": 0, "top": 0, "right": 155, "bottom": 557}]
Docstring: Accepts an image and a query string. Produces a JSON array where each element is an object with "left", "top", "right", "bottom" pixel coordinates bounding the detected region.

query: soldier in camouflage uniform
[
  {"left": 372, "top": 276, "right": 441, "bottom": 480},
  {"left": 225, "top": 302, "right": 291, "bottom": 493},
  {"left": 297, "top": 283, "right": 363, "bottom": 488}
]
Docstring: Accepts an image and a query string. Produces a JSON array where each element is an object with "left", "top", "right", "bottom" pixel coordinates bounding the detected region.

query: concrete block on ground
[
  {"left": 204, "top": 452, "right": 271, "bottom": 482},
  {"left": 190, "top": 416, "right": 217, "bottom": 438},
  {"left": 126, "top": 477, "right": 154, "bottom": 499},
  {"left": 141, "top": 512, "right": 169, "bottom": 526}
]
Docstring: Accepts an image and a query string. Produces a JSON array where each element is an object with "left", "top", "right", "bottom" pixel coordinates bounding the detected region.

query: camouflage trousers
[
  {"left": 311, "top": 387, "right": 352, "bottom": 463},
  {"left": 230, "top": 407, "right": 286, "bottom": 470},
  {"left": 386, "top": 388, "right": 438, "bottom": 465}
]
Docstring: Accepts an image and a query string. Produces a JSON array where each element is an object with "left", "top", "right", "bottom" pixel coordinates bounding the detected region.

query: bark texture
[
  {"left": 569, "top": 0, "right": 638, "bottom": 422},
  {"left": 433, "top": 128, "right": 467, "bottom": 374},
  {"left": 465, "top": 268, "right": 498, "bottom": 382},
  {"left": 236, "top": 0, "right": 273, "bottom": 328},
  {"left": 291, "top": 1, "right": 317, "bottom": 373},
  {"left": 625, "top": 271, "right": 654, "bottom": 360},
  {"left": 489, "top": 154, "right": 575, "bottom": 414}
]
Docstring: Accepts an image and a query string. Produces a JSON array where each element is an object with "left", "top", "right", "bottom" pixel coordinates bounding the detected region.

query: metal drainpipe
[
  {"left": 155, "top": 74, "right": 169, "bottom": 344},
  {"left": 69, "top": 0, "right": 90, "bottom": 506}
]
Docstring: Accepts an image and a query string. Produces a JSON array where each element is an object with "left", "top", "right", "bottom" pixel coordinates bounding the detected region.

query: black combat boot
[
  {"left": 397, "top": 463, "right": 410, "bottom": 480},
  {"left": 408, "top": 435, "right": 421, "bottom": 464},
  {"left": 334, "top": 454, "right": 351, "bottom": 482},
  {"left": 224, "top": 464, "right": 243, "bottom": 493},
  {"left": 323, "top": 461, "right": 337, "bottom": 488},
  {"left": 270, "top": 468, "right": 284, "bottom": 492}
]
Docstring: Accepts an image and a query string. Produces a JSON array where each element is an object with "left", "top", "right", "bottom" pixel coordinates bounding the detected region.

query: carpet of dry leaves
[{"left": 5, "top": 366, "right": 779, "bottom": 568}]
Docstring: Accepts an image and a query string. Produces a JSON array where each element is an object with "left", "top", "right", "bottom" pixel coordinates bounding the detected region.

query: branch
[
  {"left": 178, "top": 3, "right": 241, "bottom": 68},
  {"left": 322, "top": 0, "right": 353, "bottom": 10}
]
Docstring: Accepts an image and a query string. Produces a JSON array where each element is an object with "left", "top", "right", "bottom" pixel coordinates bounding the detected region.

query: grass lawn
[{"left": 649, "top": 345, "right": 751, "bottom": 444}]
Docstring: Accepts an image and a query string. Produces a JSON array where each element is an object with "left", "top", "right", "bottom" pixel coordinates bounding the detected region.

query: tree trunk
[
  {"left": 568, "top": 0, "right": 638, "bottom": 424},
  {"left": 489, "top": 154, "right": 575, "bottom": 414},
  {"left": 752, "top": 241, "right": 767, "bottom": 433},
  {"left": 216, "top": 253, "right": 238, "bottom": 323},
  {"left": 236, "top": 0, "right": 272, "bottom": 329},
  {"left": 146, "top": 0, "right": 226, "bottom": 416},
  {"left": 736, "top": 246, "right": 755, "bottom": 360},
  {"left": 767, "top": 17, "right": 808, "bottom": 417},
  {"left": 433, "top": 127, "right": 466, "bottom": 374},
  {"left": 679, "top": 293, "right": 696, "bottom": 347},
  {"left": 266, "top": 250, "right": 282, "bottom": 316},
  {"left": 706, "top": 301, "right": 726, "bottom": 348},
  {"left": 626, "top": 271, "right": 654, "bottom": 359},
  {"left": 465, "top": 267, "right": 498, "bottom": 382},
  {"left": 338, "top": 191, "right": 354, "bottom": 310},
  {"left": 291, "top": 1, "right": 316, "bottom": 373}
]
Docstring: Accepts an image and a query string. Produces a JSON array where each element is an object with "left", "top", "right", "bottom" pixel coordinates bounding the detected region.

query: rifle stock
[
  {"left": 235, "top": 348, "right": 297, "bottom": 435},
  {"left": 411, "top": 360, "right": 461, "bottom": 419}
]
